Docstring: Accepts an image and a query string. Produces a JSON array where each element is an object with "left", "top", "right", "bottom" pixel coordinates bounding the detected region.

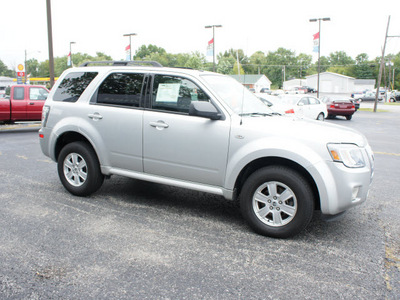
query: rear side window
[
  {"left": 29, "top": 87, "right": 49, "bottom": 100},
  {"left": 13, "top": 87, "right": 25, "bottom": 100},
  {"left": 53, "top": 72, "right": 98, "bottom": 102},
  {"left": 96, "top": 73, "right": 144, "bottom": 107}
]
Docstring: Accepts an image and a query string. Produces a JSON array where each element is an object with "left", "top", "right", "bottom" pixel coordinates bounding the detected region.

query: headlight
[{"left": 327, "top": 143, "right": 365, "bottom": 168}]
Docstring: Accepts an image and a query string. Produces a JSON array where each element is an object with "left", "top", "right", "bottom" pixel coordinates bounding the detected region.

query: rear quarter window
[{"left": 53, "top": 72, "right": 98, "bottom": 102}]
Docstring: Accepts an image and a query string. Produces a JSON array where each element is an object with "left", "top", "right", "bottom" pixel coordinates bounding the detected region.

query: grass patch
[{"left": 359, "top": 108, "right": 389, "bottom": 112}]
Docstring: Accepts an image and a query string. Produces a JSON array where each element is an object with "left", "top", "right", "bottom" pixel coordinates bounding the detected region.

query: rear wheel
[
  {"left": 317, "top": 113, "right": 324, "bottom": 121},
  {"left": 240, "top": 166, "right": 314, "bottom": 238},
  {"left": 57, "top": 142, "right": 104, "bottom": 196},
  {"left": 345, "top": 115, "right": 352, "bottom": 120}
]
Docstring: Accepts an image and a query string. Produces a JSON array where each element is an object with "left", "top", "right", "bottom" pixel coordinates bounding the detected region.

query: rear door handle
[{"left": 88, "top": 113, "right": 103, "bottom": 121}]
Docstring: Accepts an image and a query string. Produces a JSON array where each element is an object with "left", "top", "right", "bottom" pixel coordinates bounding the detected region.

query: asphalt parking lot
[{"left": 0, "top": 103, "right": 399, "bottom": 299}]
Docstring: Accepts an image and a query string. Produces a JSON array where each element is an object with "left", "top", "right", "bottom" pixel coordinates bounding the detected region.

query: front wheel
[
  {"left": 240, "top": 166, "right": 314, "bottom": 238},
  {"left": 57, "top": 142, "right": 104, "bottom": 196}
]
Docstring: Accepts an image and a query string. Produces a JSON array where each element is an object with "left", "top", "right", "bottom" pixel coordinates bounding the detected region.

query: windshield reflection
[{"left": 201, "top": 74, "right": 272, "bottom": 115}]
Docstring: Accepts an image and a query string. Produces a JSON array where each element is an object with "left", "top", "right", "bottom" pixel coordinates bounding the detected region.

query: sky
[{"left": 1, "top": 0, "right": 400, "bottom": 70}]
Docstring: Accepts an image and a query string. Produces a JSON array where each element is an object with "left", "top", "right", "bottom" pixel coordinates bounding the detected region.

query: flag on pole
[
  {"left": 313, "top": 32, "right": 319, "bottom": 53},
  {"left": 206, "top": 38, "right": 214, "bottom": 57},
  {"left": 67, "top": 52, "right": 71, "bottom": 66},
  {"left": 125, "top": 44, "right": 131, "bottom": 61}
]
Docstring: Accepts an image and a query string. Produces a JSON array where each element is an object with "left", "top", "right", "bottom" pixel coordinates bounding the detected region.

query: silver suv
[{"left": 39, "top": 61, "right": 374, "bottom": 238}]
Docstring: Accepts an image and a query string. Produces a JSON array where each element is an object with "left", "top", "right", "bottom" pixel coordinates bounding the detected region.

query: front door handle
[
  {"left": 88, "top": 113, "right": 103, "bottom": 121},
  {"left": 149, "top": 121, "right": 169, "bottom": 130}
]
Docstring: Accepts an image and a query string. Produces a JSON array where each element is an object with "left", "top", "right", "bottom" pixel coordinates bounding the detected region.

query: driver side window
[{"left": 151, "top": 75, "right": 210, "bottom": 113}]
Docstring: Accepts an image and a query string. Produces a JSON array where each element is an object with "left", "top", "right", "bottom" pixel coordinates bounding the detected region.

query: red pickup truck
[{"left": 0, "top": 85, "right": 49, "bottom": 123}]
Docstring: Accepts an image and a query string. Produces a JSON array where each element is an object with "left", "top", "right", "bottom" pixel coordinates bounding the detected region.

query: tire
[
  {"left": 345, "top": 115, "right": 352, "bottom": 120},
  {"left": 57, "top": 141, "right": 104, "bottom": 196},
  {"left": 316, "top": 113, "right": 324, "bottom": 121},
  {"left": 240, "top": 166, "right": 314, "bottom": 238}
]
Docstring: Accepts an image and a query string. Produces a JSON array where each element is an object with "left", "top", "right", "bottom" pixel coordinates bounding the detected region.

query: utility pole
[{"left": 374, "top": 16, "right": 391, "bottom": 112}]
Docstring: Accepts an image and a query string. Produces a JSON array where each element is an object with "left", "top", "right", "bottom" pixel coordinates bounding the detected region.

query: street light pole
[
  {"left": 309, "top": 17, "right": 330, "bottom": 98},
  {"left": 46, "top": 0, "right": 55, "bottom": 88},
  {"left": 69, "top": 42, "right": 76, "bottom": 67},
  {"left": 123, "top": 33, "right": 137, "bottom": 61},
  {"left": 205, "top": 25, "right": 222, "bottom": 72}
]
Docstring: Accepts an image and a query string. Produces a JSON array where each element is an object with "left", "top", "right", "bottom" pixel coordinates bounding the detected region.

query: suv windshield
[{"left": 201, "top": 74, "right": 272, "bottom": 115}]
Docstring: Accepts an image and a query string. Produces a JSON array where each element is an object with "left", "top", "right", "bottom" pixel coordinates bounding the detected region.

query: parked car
[
  {"left": 321, "top": 97, "right": 356, "bottom": 120},
  {"left": 272, "top": 94, "right": 327, "bottom": 120},
  {"left": 39, "top": 61, "right": 374, "bottom": 238},
  {"left": 286, "top": 86, "right": 307, "bottom": 94},
  {"left": 353, "top": 90, "right": 382, "bottom": 102},
  {"left": 302, "top": 86, "right": 316, "bottom": 93},
  {"left": 389, "top": 91, "right": 400, "bottom": 102},
  {"left": 0, "top": 85, "right": 49, "bottom": 123},
  {"left": 259, "top": 88, "right": 271, "bottom": 94},
  {"left": 350, "top": 99, "right": 361, "bottom": 111}
]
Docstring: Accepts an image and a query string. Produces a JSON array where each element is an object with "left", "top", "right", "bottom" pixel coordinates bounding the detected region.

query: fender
[
  {"left": 48, "top": 115, "right": 111, "bottom": 169},
  {"left": 224, "top": 136, "right": 337, "bottom": 212}
]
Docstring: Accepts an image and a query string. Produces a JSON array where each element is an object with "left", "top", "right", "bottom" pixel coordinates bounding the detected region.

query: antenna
[{"left": 238, "top": 50, "right": 244, "bottom": 125}]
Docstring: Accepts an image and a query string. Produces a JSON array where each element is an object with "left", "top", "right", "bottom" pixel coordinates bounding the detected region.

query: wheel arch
[
  {"left": 54, "top": 131, "right": 96, "bottom": 163},
  {"left": 233, "top": 156, "right": 321, "bottom": 210}
]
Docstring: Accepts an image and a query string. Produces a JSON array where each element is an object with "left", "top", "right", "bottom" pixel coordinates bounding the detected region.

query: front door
[
  {"left": 143, "top": 74, "right": 230, "bottom": 186},
  {"left": 27, "top": 87, "right": 49, "bottom": 120}
]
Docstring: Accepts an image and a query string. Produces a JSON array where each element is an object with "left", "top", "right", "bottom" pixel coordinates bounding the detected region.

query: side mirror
[{"left": 189, "top": 101, "right": 222, "bottom": 120}]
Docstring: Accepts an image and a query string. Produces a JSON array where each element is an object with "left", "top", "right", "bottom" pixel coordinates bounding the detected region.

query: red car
[{"left": 321, "top": 97, "right": 356, "bottom": 120}]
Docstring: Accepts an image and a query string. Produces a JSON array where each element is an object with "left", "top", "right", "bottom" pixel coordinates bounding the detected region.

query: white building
[
  {"left": 0, "top": 76, "right": 15, "bottom": 88},
  {"left": 283, "top": 78, "right": 307, "bottom": 90},
  {"left": 305, "top": 72, "right": 375, "bottom": 95},
  {"left": 230, "top": 74, "right": 272, "bottom": 92}
]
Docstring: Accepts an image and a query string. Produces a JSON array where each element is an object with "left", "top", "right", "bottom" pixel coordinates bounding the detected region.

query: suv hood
[{"left": 236, "top": 115, "right": 367, "bottom": 147}]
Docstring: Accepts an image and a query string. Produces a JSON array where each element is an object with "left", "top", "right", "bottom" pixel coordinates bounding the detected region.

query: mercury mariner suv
[{"left": 39, "top": 61, "right": 374, "bottom": 238}]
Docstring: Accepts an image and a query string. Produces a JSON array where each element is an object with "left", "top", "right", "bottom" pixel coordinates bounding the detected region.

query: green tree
[
  {"left": 184, "top": 52, "right": 206, "bottom": 70},
  {"left": 216, "top": 56, "right": 235, "bottom": 74},
  {"left": 354, "top": 53, "right": 374, "bottom": 79},
  {"left": 249, "top": 51, "right": 266, "bottom": 74},
  {"left": 25, "top": 58, "right": 41, "bottom": 77},
  {"left": 328, "top": 51, "right": 355, "bottom": 66},
  {"left": 296, "top": 53, "right": 312, "bottom": 78},
  {"left": 264, "top": 48, "right": 297, "bottom": 88},
  {"left": 135, "top": 44, "right": 166, "bottom": 60},
  {"left": 0, "top": 59, "right": 13, "bottom": 77}
]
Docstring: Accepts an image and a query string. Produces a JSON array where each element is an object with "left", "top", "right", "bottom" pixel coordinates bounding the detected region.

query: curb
[{"left": 0, "top": 123, "right": 41, "bottom": 132}]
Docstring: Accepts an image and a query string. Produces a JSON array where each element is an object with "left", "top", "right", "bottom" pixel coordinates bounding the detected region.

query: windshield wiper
[{"left": 239, "top": 112, "right": 273, "bottom": 117}]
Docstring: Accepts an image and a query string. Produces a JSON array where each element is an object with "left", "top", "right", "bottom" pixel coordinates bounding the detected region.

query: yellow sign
[{"left": 17, "top": 64, "right": 25, "bottom": 71}]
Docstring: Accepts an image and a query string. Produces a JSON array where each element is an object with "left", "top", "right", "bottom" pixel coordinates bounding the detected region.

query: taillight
[
  {"left": 330, "top": 105, "right": 335, "bottom": 108},
  {"left": 285, "top": 109, "right": 295, "bottom": 114},
  {"left": 42, "top": 105, "right": 50, "bottom": 127}
]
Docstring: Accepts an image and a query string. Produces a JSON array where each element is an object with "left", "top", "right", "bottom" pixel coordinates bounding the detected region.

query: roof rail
[{"left": 79, "top": 61, "right": 163, "bottom": 67}]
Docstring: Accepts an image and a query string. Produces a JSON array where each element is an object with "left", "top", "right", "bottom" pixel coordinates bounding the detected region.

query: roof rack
[{"left": 79, "top": 61, "right": 163, "bottom": 67}]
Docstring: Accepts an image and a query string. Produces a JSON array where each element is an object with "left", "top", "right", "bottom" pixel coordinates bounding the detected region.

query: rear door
[{"left": 86, "top": 71, "right": 145, "bottom": 172}]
